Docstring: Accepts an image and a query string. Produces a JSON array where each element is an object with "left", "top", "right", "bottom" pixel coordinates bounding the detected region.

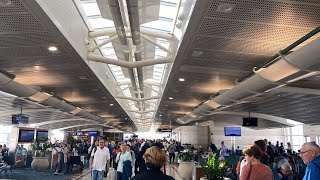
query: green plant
[
  {"left": 31, "top": 138, "right": 53, "bottom": 157},
  {"left": 201, "top": 153, "right": 228, "bottom": 180},
  {"left": 66, "top": 134, "right": 76, "bottom": 149},
  {"left": 178, "top": 151, "right": 194, "bottom": 162}
]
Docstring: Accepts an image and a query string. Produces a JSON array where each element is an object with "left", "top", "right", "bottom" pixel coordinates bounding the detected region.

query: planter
[
  {"left": 31, "top": 157, "right": 49, "bottom": 171},
  {"left": 178, "top": 161, "right": 194, "bottom": 179}
]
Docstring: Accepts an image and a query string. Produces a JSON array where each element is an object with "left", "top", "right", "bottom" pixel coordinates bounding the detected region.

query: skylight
[{"left": 77, "top": 0, "right": 181, "bottom": 131}]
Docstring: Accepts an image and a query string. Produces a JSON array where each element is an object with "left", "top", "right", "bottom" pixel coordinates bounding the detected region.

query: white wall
[
  {"left": 175, "top": 126, "right": 209, "bottom": 148},
  {"left": 210, "top": 121, "right": 285, "bottom": 150},
  {"left": 303, "top": 124, "right": 320, "bottom": 142}
]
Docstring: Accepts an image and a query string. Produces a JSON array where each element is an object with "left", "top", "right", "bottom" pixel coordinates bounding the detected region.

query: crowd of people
[
  {"left": 4, "top": 137, "right": 319, "bottom": 180},
  {"left": 233, "top": 140, "right": 320, "bottom": 180},
  {"left": 89, "top": 137, "right": 178, "bottom": 180}
]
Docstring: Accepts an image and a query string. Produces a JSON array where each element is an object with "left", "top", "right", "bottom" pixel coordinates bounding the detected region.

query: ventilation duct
[
  {"left": 0, "top": 72, "right": 120, "bottom": 129},
  {"left": 135, "top": 51, "right": 144, "bottom": 98},
  {"left": 106, "top": 0, "right": 127, "bottom": 45},
  {"left": 177, "top": 37, "right": 320, "bottom": 124},
  {"left": 126, "top": 0, "right": 140, "bottom": 45},
  {"left": 0, "top": 75, "right": 37, "bottom": 97}
]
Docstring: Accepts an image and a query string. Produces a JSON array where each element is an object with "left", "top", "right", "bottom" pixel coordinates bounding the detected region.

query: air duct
[
  {"left": 107, "top": 0, "right": 127, "bottom": 45},
  {"left": 0, "top": 71, "right": 123, "bottom": 129},
  {"left": 135, "top": 52, "right": 144, "bottom": 98},
  {"left": 126, "top": 0, "right": 140, "bottom": 45},
  {"left": 0, "top": 74, "right": 37, "bottom": 97},
  {"left": 177, "top": 37, "right": 320, "bottom": 124}
]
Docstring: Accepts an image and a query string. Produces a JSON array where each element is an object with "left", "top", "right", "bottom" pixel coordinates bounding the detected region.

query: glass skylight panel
[
  {"left": 141, "top": 20, "right": 173, "bottom": 33},
  {"left": 101, "top": 48, "right": 116, "bottom": 56},
  {"left": 81, "top": 2, "right": 101, "bottom": 17},
  {"left": 159, "top": 4, "right": 176, "bottom": 20},
  {"left": 155, "top": 48, "right": 167, "bottom": 57},
  {"left": 88, "top": 18, "right": 114, "bottom": 29}
]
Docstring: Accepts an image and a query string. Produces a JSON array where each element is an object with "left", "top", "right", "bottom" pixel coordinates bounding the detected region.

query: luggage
[{"left": 108, "top": 167, "right": 116, "bottom": 180}]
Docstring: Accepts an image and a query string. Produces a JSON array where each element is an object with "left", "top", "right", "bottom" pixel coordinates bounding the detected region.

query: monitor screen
[
  {"left": 224, "top": 127, "right": 241, "bottom": 136},
  {"left": 242, "top": 117, "right": 258, "bottom": 127},
  {"left": 19, "top": 130, "right": 35, "bottom": 142},
  {"left": 76, "top": 131, "right": 83, "bottom": 136},
  {"left": 12, "top": 114, "right": 29, "bottom": 124},
  {"left": 37, "top": 131, "right": 48, "bottom": 140},
  {"left": 88, "top": 131, "right": 98, "bottom": 137}
]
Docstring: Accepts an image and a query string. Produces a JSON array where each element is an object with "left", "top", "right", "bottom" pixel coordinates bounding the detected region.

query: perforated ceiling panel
[
  {"left": 207, "top": 0, "right": 320, "bottom": 28},
  {"left": 0, "top": 0, "right": 28, "bottom": 13},
  {"left": 158, "top": 0, "right": 320, "bottom": 128}
]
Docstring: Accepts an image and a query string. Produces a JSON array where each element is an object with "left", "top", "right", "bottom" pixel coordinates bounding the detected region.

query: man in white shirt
[{"left": 90, "top": 138, "right": 110, "bottom": 180}]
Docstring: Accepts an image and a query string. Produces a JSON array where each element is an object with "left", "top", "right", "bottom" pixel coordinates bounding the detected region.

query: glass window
[{"left": 0, "top": 126, "right": 11, "bottom": 149}]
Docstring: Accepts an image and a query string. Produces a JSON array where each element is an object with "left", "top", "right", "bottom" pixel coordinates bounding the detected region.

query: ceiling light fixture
[
  {"left": 48, "top": 46, "right": 58, "bottom": 51},
  {"left": 168, "top": 97, "right": 173, "bottom": 100},
  {"left": 191, "top": 50, "right": 204, "bottom": 57},
  {"left": 179, "top": 78, "right": 185, "bottom": 82},
  {"left": 110, "top": 104, "right": 114, "bottom": 106},
  {"left": 216, "top": 3, "right": 235, "bottom": 13},
  {"left": 0, "top": 0, "right": 12, "bottom": 6}
]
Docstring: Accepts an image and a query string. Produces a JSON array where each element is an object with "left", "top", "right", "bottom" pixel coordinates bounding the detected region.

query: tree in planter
[
  {"left": 66, "top": 134, "right": 76, "bottom": 149},
  {"left": 178, "top": 151, "right": 195, "bottom": 179},
  {"left": 31, "top": 138, "right": 53, "bottom": 157},
  {"left": 178, "top": 151, "right": 194, "bottom": 161},
  {"left": 200, "top": 153, "right": 228, "bottom": 180},
  {"left": 30, "top": 137, "right": 53, "bottom": 171}
]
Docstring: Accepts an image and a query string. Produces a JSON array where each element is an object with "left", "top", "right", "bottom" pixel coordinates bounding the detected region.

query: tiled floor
[
  {"left": 0, "top": 163, "right": 184, "bottom": 180},
  {"left": 0, "top": 168, "right": 84, "bottom": 180},
  {"left": 77, "top": 163, "right": 183, "bottom": 180}
]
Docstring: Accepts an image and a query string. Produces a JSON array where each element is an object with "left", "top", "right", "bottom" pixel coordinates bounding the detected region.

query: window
[
  {"left": 284, "top": 125, "right": 305, "bottom": 152},
  {"left": 0, "top": 126, "right": 11, "bottom": 149}
]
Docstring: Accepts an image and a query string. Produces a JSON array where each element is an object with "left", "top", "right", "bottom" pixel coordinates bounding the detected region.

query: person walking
[
  {"left": 89, "top": 138, "right": 110, "bottom": 180},
  {"left": 116, "top": 143, "right": 132, "bottom": 180}
]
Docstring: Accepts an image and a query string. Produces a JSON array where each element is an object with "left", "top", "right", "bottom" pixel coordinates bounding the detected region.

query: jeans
[
  {"left": 92, "top": 169, "right": 105, "bottom": 180},
  {"left": 169, "top": 153, "right": 175, "bottom": 164}
]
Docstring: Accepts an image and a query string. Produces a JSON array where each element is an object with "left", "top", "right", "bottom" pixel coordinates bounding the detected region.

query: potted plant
[
  {"left": 200, "top": 153, "right": 228, "bottom": 180},
  {"left": 177, "top": 151, "right": 194, "bottom": 179},
  {"left": 30, "top": 137, "right": 52, "bottom": 171}
]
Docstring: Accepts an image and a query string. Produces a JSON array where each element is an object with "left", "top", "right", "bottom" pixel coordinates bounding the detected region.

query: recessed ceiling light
[
  {"left": 168, "top": 97, "right": 173, "bottom": 100},
  {"left": 0, "top": 0, "right": 12, "bottom": 6},
  {"left": 216, "top": 3, "right": 235, "bottom": 13},
  {"left": 191, "top": 50, "right": 204, "bottom": 57},
  {"left": 159, "top": 114, "right": 162, "bottom": 117},
  {"left": 110, "top": 104, "right": 114, "bottom": 106},
  {"left": 48, "top": 46, "right": 58, "bottom": 51},
  {"left": 178, "top": 78, "right": 185, "bottom": 82},
  {"left": 79, "top": 76, "right": 87, "bottom": 80}
]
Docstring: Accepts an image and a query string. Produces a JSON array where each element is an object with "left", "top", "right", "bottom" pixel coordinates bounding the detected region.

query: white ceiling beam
[{"left": 88, "top": 54, "right": 173, "bottom": 68}]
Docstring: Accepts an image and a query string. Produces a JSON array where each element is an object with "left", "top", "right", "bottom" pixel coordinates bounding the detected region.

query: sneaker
[{"left": 54, "top": 172, "right": 59, "bottom": 175}]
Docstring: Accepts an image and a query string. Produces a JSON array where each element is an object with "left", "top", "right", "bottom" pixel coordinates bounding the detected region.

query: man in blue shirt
[{"left": 300, "top": 142, "right": 320, "bottom": 180}]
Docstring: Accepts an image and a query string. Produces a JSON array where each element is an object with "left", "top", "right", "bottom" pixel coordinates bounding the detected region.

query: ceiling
[{"left": 0, "top": 0, "right": 319, "bottom": 132}]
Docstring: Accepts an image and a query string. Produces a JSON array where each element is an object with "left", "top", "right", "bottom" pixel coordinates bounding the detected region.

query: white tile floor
[{"left": 76, "top": 163, "right": 183, "bottom": 180}]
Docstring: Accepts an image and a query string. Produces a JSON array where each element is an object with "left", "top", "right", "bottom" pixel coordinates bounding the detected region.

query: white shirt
[{"left": 91, "top": 147, "right": 110, "bottom": 171}]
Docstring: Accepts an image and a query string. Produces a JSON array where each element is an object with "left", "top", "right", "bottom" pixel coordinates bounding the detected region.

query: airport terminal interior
[{"left": 0, "top": 0, "right": 320, "bottom": 179}]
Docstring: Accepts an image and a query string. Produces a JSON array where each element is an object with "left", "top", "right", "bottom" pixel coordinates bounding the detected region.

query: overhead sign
[{"left": 158, "top": 128, "right": 172, "bottom": 132}]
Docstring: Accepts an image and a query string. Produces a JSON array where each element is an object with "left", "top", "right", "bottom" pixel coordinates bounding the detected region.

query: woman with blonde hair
[
  {"left": 132, "top": 146, "right": 174, "bottom": 180},
  {"left": 241, "top": 144, "right": 273, "bottom": 180}
]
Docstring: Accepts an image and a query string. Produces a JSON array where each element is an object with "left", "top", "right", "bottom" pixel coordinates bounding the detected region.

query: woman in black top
[
  {"left": 132, "top": 146, "right": 174, "bottom": 180},
  {"left": 135, "top": 143, "right": 149, "bottom": 175}
]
